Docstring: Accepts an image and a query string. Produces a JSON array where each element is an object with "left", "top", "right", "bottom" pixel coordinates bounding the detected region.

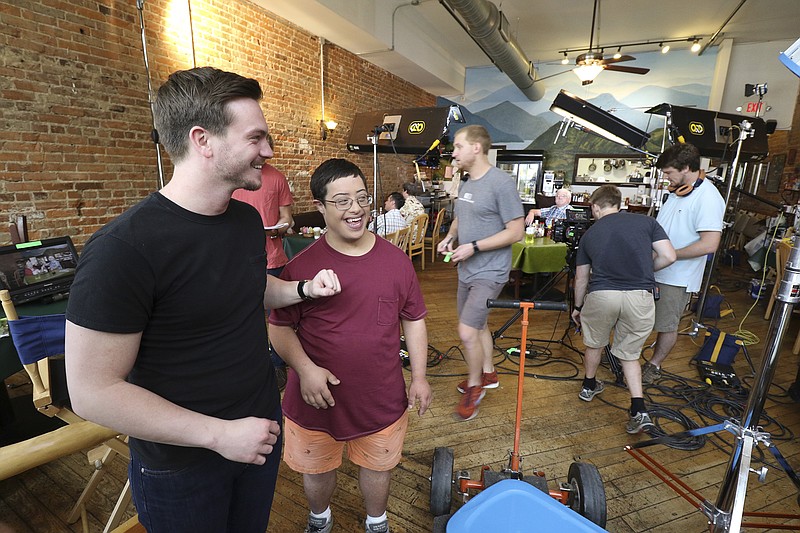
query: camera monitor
[{"left": 0, "top": 236, "right": 79, "bottom": 304}]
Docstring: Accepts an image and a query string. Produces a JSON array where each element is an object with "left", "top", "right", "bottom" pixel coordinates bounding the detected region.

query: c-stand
[{"left": 492, "top": 237, "right": 582, "bottom": 357}]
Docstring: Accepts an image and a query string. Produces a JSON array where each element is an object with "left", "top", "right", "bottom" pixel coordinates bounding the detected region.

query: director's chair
[{"left": 0, "top": 289, "right": 132, "bottom": 533}]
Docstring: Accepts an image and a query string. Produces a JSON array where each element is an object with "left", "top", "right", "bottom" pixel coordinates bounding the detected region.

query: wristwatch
[
  {"left": 471, "top": 240, "right": 480, "bottom": 253},
  {"left": 574, "top": 305, "right": 583, "bottom": 312},
  {"left": 297, "top": 280, "right": 314, "bottom": 301}
]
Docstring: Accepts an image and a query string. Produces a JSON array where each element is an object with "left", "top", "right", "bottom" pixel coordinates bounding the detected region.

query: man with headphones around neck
[{"left": 641, "top": 143, "right": 725, "bottom": 384}]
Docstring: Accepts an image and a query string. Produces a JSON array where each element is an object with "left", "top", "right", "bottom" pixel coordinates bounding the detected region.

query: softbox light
[{"left": 550, "top": 90, "right": 650, "bottom": 149}]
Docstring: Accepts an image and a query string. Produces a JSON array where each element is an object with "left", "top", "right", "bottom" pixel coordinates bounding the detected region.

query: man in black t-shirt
[
  {"left": 64, "top": 68, "right": 341, "bottom": 533},
  {"left": 571, "top": 185, "right": 675, "bottom": 435}
]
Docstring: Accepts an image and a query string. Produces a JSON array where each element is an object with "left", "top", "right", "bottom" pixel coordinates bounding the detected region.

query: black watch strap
[
  {"left": 297, "top": 280, "right": 313, "bottom": 301},
  {"left": 574, "top": 305, "right": 583, "bottom": 312},
  {"left": 471, "top": 240, "right": 479, "bottom": 253}
]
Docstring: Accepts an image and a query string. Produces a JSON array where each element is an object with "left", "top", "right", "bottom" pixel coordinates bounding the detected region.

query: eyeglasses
[{"left": 324, "top": 195, "right": 373, "bottom": 211}]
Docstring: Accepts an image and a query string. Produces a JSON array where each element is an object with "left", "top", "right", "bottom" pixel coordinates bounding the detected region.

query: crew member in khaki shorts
[{"left": 571, "top": 185, "right": 676, "bottom": 434}]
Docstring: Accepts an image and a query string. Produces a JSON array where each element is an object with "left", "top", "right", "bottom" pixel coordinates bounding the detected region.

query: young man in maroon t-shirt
[{"left": 269, "top": 158, "right": 432, "bottom": 533}]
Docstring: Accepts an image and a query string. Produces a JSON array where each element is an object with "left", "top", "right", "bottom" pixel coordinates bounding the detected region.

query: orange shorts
[{"left": 283, "top": 411, "right": 409, "bottom": 474}]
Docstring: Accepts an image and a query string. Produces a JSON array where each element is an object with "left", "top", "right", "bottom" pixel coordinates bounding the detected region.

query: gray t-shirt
[{"left": 455, "top": 166, "right": 524, "bottom": 284}]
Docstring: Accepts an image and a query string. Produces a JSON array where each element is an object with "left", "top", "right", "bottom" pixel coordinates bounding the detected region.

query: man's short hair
[
  {"left": 388, "top": 192, "right": 405, "bottom": 210},
  {"left": 589, "top": 184, "right": 622, "bottom": 209},
  {"left": 310, "top": 158, "right": 367, "bottom": 201},
  {"left": 455, "top": 125, "right": 492, "bottom": 154},
  {"left": 153, "top": 67, "right": 263, "bottom": 162},
  {"left": 656, "top": 143, "right": 701, "bottom": 172}
]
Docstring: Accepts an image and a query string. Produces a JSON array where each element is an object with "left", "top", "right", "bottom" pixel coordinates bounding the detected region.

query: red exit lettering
[{"left": 746, "top": 102, "right": 763, "bottom": 113}]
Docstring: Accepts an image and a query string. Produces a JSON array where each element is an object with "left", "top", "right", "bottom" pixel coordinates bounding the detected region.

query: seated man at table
[
  {"left": 525, "top": 188, "right": 572, "bottom": 227},
  {"left": 571, "top": 185, "right": 675, "bottom": 434},
  {"left": 369, "top": 192, "right": 408, "bottom": 237}
]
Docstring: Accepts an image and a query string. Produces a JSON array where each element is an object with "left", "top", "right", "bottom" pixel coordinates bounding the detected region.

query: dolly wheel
[
  {"left": 567, "top": 462, "right": 607, "bottom": 528},
  {"left": 430, "top": 447, "right": 454, "bottom": 516}
]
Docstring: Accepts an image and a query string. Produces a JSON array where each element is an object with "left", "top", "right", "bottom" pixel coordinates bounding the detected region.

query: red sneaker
[
  {"left": 456, "top": 371, "right": 499, "bottom": 393},
  {"left": 456, "top": 385, "right": 486, "bottom": 421}
]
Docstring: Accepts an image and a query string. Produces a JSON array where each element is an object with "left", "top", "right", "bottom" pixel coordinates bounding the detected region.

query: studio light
[{"left": 550, "top": 89, "right": 650, "bottom": 149}]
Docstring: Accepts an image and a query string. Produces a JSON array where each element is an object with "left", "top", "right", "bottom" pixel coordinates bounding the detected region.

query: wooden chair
[
  {"left": 424, "top": 208, "right": 446, "bottom": 263},
  {"left": 764, "top": 238, "right": 793, "bottom": 320},
  {"left": 384, "top": 229, "right": 401, "bottom": 246},
  {"left": 0, "top": 290, "right": 131, "bottom": 533},
  {"left": 407, "top": 213, "right": 429, "bottom": 270},
  {"left": 394, "top": 226, "right": 411, "bottom": 252}
]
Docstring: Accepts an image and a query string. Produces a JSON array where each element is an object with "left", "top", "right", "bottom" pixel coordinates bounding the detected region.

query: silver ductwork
[{"left": 441, "top": 0, "right": 544, "bottom": 101}]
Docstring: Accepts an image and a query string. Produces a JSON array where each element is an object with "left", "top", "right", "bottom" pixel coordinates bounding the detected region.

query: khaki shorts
[
  {"left": 283, "top": 411, "right": 409, "bottom": 474},
  {"left": 653, "top": 283, "right": 692, "bottom": 333},
  {"left": 457, "top": 279, "right": 505, "bottom": 330},
  {"left": 581, "top": 290, "right": 655, "bottom": 361}
]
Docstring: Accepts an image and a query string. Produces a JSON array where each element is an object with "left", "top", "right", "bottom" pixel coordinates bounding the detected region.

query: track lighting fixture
[
  {"left": 691, "top": 39, "right": 701, "bottom": 53},
  {"left": 613, "top": 46, "right": 622, "bottom": 59},
  {"left": 561, "top": 52, "right": 569, "bottom": 65},
  {"left": 660, "top": 43, "right": 670, "bottom": 54}
]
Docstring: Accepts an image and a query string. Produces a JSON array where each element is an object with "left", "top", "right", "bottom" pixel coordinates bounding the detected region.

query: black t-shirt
[
  {"left": 576, "top": 211, "right": 669, "bottom": 292},
  {"left": 66, "top": 193, "right": 279, "bottom": 468}
]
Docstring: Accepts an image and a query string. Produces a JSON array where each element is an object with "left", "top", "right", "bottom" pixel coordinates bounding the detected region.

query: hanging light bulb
[
  {"left": 691, "top": 39, "right": 701, "bottom": 53},
  {"left": 613, "top": 46, "right": 622, "bottom": 59},
  {"left": 561, "top": 51, "right": 569, "bottom": 65},
  {"left": 661, "top": 43, "right": 670, "bottom": 54}
]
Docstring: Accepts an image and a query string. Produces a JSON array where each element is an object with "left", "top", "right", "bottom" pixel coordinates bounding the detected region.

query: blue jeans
[
  {"left": 267, "top": 265, "right": 286, "bottom": 368},
  {"left": 129, "top": 406, "right": 283, "bottom": 533}
]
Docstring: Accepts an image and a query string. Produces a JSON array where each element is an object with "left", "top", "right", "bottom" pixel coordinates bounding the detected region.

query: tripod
[{"left": 492, "top": 241, "right": 583, "bottom": 356}]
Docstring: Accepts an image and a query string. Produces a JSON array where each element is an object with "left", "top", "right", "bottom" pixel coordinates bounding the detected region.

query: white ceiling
[{"left": 254, "top": 0, "right": 800, "bottom": 97}]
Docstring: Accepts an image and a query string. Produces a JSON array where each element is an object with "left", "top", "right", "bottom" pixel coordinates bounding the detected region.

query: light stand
[
  {"left": 689, "top": 120, "right": 755, "bottom": 338},
  {"left": 367, "top": 125, "right": 390, "bottom": 234},
  {"left": 621, "top": 236, "right": 800, "bottom": 531},
  {"left": 707, "top": 235, "right": 800, "bottom": 531}
]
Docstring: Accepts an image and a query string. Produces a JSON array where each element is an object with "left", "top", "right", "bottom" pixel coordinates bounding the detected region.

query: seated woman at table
[
  {"left": 399, "top": 182, "right": 426, "bottom": 222},
  {"left": 525, "top": 188, "right": 572, "bottom": 227}
]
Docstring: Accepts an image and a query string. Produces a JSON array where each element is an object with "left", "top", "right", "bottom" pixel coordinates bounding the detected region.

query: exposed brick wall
[{"left": 0, "top": 0, "right": 435, "bottom": 247}]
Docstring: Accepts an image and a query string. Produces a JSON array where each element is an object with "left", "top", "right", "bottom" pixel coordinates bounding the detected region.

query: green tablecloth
[
  {"left": 511, "top": 238, "right": 568, "bottom": 274},
  {"left": 283, "top": 234, "right": 316, "bottom": 260}
]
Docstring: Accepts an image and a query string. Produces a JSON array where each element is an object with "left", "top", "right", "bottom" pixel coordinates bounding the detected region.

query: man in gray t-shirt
[{"left": 438, "top": 125, "right": 524, "bottom": 421}]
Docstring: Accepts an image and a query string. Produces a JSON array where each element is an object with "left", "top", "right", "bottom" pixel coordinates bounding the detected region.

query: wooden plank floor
[{"left": 2, "top": 255, "right": 800, "bottom": 532}]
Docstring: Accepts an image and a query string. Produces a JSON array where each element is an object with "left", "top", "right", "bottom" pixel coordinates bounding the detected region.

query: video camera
[{"left": 551, "top": 208, "right": 593, "bottom": 246}]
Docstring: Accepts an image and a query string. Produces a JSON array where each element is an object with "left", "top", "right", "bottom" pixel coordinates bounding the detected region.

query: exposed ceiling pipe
[{"left": 440, "top": 0, "right": 544, "bottom": 101}]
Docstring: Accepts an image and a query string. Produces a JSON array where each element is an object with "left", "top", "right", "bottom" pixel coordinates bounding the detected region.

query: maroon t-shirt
[{"left": 270, "top": 235, "right": 427, "bottom": 439}]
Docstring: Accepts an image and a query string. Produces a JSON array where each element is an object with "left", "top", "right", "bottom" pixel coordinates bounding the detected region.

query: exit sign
[{"left": 746, "top": 101, "right": 763, "bottom": 114}]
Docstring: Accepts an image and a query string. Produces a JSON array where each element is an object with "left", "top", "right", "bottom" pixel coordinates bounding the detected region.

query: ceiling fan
[{"left": 574, "top": 0, "right": 650, "bottom": 85}]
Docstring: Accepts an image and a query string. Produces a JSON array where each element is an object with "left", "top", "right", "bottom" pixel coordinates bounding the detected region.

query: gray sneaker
[
  {"left": 365, "top": 519, "right": 390, "bottom": 533},
  {"left": 578, "top": 381, "right": 605, "bottom": 402},
  {"left": 641, "top": 361, "right": 661, "bottom": 384},
  {"left": 305, "top": 515, "right": 333, "bottom": 533},
  {"left": 626, "top": 411, "right": 655, "bottom": 434}
]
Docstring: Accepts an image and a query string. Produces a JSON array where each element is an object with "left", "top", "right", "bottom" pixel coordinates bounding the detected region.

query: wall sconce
[{"left": 320, "top": 119, "right": 338, "bottom": 140}]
